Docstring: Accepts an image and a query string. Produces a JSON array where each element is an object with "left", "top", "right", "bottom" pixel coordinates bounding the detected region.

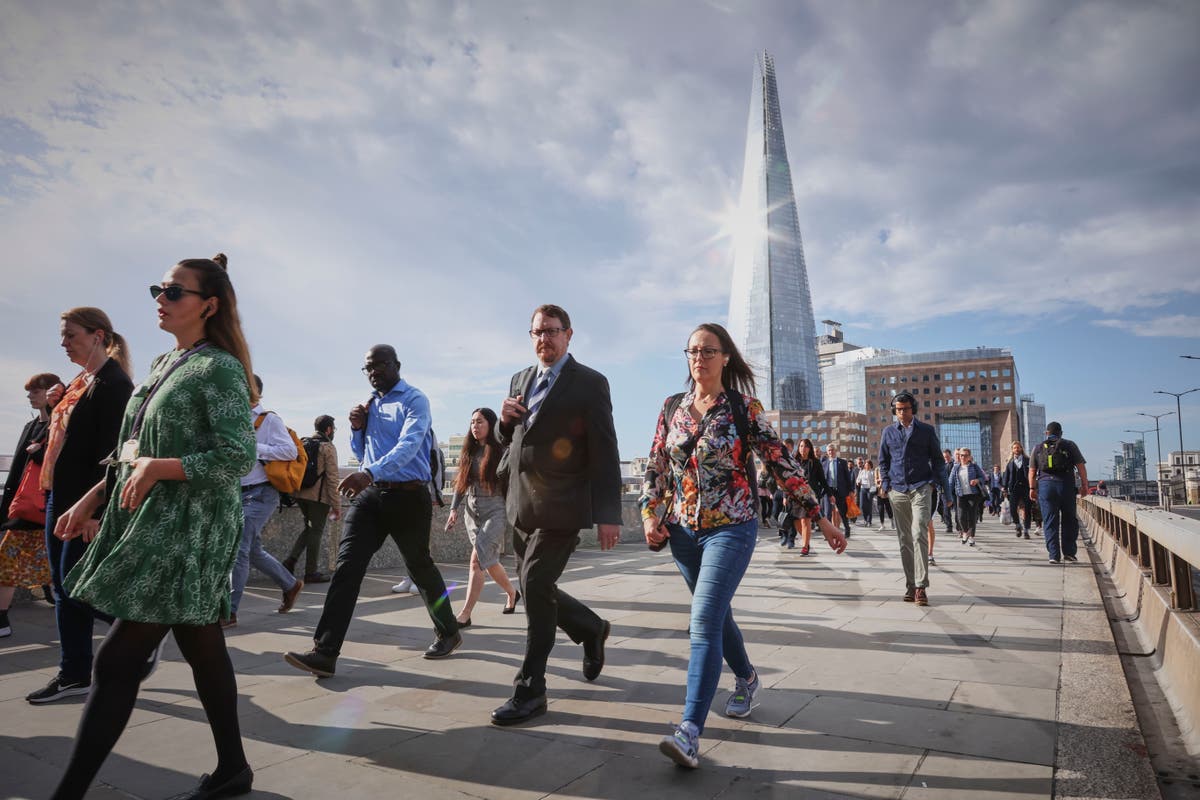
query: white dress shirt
[{"left": 242, "top": 401, "right": 299, "bottom": 486}]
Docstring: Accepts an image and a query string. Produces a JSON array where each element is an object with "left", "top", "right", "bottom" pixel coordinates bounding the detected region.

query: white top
[
  {"left": 242, "top": 402, "right": 299, "bottom": 486},
  {"left": 856, "top": 468, "right": 875, "bottom": 488}
]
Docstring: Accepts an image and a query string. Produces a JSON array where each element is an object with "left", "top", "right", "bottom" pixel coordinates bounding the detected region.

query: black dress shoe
[
  {"left": 424, "top": 631, "right": 462, "bottom": 659},
  {"left": 502, "top": 590, "right": 521, "bottom": 614},
  {"left": 166, "top": 764, "right": 253, "bottom": 799},
  {"left": 283, "top": 649, "right": 336, "bottom": 678},
  {"left": 491, "top": 694, "right": 547, "bottom": 726},
  {"left": 456, "top": 618, "right": 472, "bottom": 629},
  {"left": 582, "top": 620, "right": 610, "bottom": 681}
]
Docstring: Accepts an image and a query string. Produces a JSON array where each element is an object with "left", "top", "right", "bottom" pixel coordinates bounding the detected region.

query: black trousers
[
  {"left": 511, "top": 526, "right": 605, "bottom": 699},
  {"left": 821, "top": 494, "right": 850, "bottom": 535},
  {"left": 314, "top": 485, "right": 457, "bottom": 656},
  {"left": 1009, "top": 489, "right": 1033, "bottom": 531},
  {"left": 289, "top": 497, "right": 330, "bottom": 576}
]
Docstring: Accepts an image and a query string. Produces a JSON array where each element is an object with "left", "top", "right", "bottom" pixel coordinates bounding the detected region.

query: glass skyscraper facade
[{"left": 727, "top": 52, "right": 822, "bottom": 411}]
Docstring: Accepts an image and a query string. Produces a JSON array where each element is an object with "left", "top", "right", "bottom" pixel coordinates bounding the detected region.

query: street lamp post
[
  {"left": 1123, "top": 428, "right": 1154, "bottom": 480},
  {"left": 1137, "top": 411, "right": 1174, "bottom": 479},
  {"left": 1154, "top": 387, "right": 1199, "bottom": 458}
]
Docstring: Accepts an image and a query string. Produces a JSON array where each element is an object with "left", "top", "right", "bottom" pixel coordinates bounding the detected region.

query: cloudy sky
[{"left": 2, "top": 0, "right": 1198, "bottom": 479}]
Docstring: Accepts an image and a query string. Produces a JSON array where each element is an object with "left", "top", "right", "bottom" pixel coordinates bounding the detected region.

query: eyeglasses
[
  {"left": 361, "top": 362, "right": 397, "bottom": 374},
  {"left": 683, "top": 347, "right": 723, "bottom": 361},
  {"left": 529, "top": 327, "right": 565, "bottom": 340},
  {"left": 150, "top": 285, "right": 207, "bottom": 302}
]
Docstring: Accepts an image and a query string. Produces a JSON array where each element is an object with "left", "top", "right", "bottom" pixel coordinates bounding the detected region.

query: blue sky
[{"left": 1, "top": 1, "right": 1198, "bottom": 479}]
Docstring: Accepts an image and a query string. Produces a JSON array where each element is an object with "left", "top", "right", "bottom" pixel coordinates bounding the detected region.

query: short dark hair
[
  {"left": 25, "top": 373, "right": 63, "bottom": 391},
  {"left": 1045, "top": 421, "right": 1063, "bottom": 436},
  {"left": 315, "top": 415, "right": 335, "bottom": 434},
  {"left": 531, "top": 304, "right": 571, "bottom": 330},
  {"left": 892, "top": 391, "right": 916, "bottom": 410}
]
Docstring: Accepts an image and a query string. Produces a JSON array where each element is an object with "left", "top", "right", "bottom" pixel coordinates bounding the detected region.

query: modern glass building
[{"left": 726, "top": 52, "right": 822, "bottom": 411}]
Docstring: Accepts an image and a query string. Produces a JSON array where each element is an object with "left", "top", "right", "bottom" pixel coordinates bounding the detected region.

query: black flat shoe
[
  {"left": 502, "top": 591, "right": 521, "bottom": 614},
  {"left": 456, "top": 618, "right": 472, "bottom": 628},
  {"left": 166, "top": 764, "right": 253, "bottom": 799},
  {"left": 491, "top": 693, "right": 547, "bottom": 726}
]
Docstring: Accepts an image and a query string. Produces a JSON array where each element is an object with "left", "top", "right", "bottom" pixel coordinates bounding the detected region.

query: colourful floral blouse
[{"left": 639, "top": 390, "right": 821, "bottom": 531}]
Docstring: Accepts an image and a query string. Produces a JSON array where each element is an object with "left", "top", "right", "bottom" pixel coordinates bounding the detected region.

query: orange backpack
[{"left": 253, "top": 412, "right": 308, "bottom": 494}]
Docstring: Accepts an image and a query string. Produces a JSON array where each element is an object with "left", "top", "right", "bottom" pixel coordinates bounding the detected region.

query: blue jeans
[
  {"left": 45, "top": 492, "right": 114, "bottom": 682},
  {"left": 667, "top": 518, "right": 757, "bottom": 733},
  {"left": 1038, "top": 479, "right": 1078, "bottom": 560},
  {"left": 230, "top": 484, "right": 296, "bottom": 614}
]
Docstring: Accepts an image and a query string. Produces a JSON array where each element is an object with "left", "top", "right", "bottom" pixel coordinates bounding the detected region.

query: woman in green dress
[{"left": 51, "top": 254, "right": 259, "bottom": 800}]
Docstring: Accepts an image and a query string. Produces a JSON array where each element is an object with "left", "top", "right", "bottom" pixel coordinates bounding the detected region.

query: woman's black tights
[{"left": 51, "top": 619, "right": 247, "bottom": 800}]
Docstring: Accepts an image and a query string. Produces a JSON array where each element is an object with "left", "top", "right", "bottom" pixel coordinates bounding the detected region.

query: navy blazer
[{"left": 820, "top": 457, "right": 855, "bottom": 498}]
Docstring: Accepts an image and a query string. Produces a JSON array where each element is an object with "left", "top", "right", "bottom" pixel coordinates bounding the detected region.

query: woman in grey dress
[{"left": 446, "top": 408, "right": 519, "bottom": 626}]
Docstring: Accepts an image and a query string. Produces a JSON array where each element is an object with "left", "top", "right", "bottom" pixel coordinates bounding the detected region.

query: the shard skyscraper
[{"left": 726, "top": 52, "right": 822, "bottom": 411}]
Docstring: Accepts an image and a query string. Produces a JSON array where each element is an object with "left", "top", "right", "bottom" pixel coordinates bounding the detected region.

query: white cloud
[{"left": 1094, "top": 315, "right": 1200, "bottom": 339}]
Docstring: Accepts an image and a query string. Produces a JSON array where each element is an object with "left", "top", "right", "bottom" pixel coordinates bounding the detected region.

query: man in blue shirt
[
  {"left": 877, "top": 391, "right": 948, "bottom": 607},
  {"left": 284, "top": 345, "right": 461, "bottom": 678}
]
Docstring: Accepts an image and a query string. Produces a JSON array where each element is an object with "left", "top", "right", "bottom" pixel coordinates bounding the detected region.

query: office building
[{"left": 759, "top": 409, "right": 871, "bottom": 461}]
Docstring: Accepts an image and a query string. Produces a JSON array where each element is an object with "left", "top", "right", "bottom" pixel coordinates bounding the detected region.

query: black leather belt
[
  {"left": 241, "top": 481, "right": 269, "bottom": 492},
  {"left": 373, "top": 480, "right": 426, "bottom": 491}
]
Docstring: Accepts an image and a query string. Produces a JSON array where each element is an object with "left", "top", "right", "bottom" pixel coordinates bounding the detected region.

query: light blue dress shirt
[{"left": 351, "top": 379, "right": 432, "bottom": 483}]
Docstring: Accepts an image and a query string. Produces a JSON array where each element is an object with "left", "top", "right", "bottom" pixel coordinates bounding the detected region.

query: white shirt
[{"left": 243, "top": 402, "right": 299, "bottom": 486}]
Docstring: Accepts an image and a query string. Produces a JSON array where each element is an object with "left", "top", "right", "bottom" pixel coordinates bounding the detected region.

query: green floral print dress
[{"left": 65, "top": 347, "right": 256, "bottom": 625}]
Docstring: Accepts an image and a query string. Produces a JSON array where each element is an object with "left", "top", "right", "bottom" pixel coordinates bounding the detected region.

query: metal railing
[{"left": 1081, "top": 495, "right": 1199, "bottom": 611}]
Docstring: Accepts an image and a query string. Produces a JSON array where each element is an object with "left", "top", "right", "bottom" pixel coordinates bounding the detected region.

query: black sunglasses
[{"left": 150, "top": 284, "right": 208, "bottom": 302}]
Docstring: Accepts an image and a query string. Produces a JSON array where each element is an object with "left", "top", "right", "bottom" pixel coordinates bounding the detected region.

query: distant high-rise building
[
  {"left": 1020, "top": 394, "right": 1047, "bottom": 452},
  {"left": 726, "top": 52, "right": 821, "bottom": 411}
]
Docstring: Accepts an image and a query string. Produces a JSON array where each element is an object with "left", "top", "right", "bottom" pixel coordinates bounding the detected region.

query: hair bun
[{"left": 212, "top": 253, "right": 228, "bottom": 270}]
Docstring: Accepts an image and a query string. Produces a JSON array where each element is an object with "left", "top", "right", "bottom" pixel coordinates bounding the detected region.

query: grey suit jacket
[{"left": 497, "top": 354, "right": 622, "bottom": 531}]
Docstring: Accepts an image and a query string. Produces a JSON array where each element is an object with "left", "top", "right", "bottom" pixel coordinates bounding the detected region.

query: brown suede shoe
[
  {"left": 903, "top": 587, "right": 916, "bottom": 602},
  {"left": 915, "top": 588, "right": 929, "bottom": 607},
  {"left": 278, "top": 579, "right": 304, "bottom": 613}
]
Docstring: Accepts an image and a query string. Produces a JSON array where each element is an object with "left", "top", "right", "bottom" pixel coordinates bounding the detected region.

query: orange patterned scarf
[{"left": 40, "top": 371, "right": 93, "bottom": 491}]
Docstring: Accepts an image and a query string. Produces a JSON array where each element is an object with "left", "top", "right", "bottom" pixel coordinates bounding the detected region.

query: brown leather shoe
[
  {"left": 219, "top": 614, "right": 237, "bottom": 629},
  {"left": 915, "top": 588, "right": 929, "bottom": 606},
  {"left": 278, "top": 579, "right": 304, "bottom": 613},
  {"left": 903, "top": 587, "right": 916, "bottom": 602}
]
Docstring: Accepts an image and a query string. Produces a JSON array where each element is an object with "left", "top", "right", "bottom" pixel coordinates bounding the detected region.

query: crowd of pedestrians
[{"left": 2, "top": 267, "right": 1093, "bottom": 790}]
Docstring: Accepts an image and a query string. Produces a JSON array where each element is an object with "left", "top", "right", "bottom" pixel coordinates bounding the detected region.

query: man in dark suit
[
  {"left": 821, "top": 444, "right": 854, "bottom": 539},
  {"left": 492, "top": 304, "right": 623, "bottom": 726}
]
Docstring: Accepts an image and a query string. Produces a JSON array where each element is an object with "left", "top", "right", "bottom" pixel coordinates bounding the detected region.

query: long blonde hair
[
  {"left": 175, "top": 253, "right": 257, "bottom": 404},
  {"left": 60, "top": 307, "right": 132, "bottom": 377}
]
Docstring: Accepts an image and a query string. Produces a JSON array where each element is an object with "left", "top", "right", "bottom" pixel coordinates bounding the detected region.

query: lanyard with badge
[{"left": 103, "top": 343, "right": 211, "bottom": 466}]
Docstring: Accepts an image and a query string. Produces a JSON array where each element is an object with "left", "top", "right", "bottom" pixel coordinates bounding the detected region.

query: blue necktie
[{"left": 525, "top": 372, "right": 551, "bottom": 428}]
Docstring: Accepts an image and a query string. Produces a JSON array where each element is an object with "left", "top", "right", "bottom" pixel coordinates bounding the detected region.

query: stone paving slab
[{"left": 0, "top": 513, "right": 1161, "bottom": 798}]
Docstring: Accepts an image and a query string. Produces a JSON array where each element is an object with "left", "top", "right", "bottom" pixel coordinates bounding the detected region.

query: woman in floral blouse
[
  {"left": 51, "top": 254, "right": 258, "bottom": 800},
  {"left": 640, "top": 322, "right": 846, "bottom": 769}
]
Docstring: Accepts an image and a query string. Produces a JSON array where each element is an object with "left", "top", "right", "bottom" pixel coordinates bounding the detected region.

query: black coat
[
  {"left": 48, "top": 358, "right": 134, "bottom": 512},
  {"left": 1, "top": 415, "right": 50, "bottom": 529},
  {"left": 497, "top": 354, "right": 622, "bottom": 531},
  {"left": 797, "top": 456, "right": 831, "bottom": 500},
  {"left": 1003, "top": 455, "right": 1031, "bottom": 495}
]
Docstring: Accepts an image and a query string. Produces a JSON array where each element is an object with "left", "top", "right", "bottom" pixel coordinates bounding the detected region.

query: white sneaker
[
  {"left": 391, "top": 577, "right": 419, "bottom": 594},
  {"left": 877, "top": 522, "right": 885, "bottom": 530}
]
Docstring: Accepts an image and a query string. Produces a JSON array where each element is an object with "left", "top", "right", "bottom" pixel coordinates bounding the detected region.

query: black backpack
[
  {"left": 299, "top": 437, "right": 324, "bottom": 490},
  {"left": 1040, "top": 439, "right": 1074, "bottom": 474}
]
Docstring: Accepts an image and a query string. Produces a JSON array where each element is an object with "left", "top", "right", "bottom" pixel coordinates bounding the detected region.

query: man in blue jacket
[{"left": 877, "top": 391, "right": 948, "bottom": 607}]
